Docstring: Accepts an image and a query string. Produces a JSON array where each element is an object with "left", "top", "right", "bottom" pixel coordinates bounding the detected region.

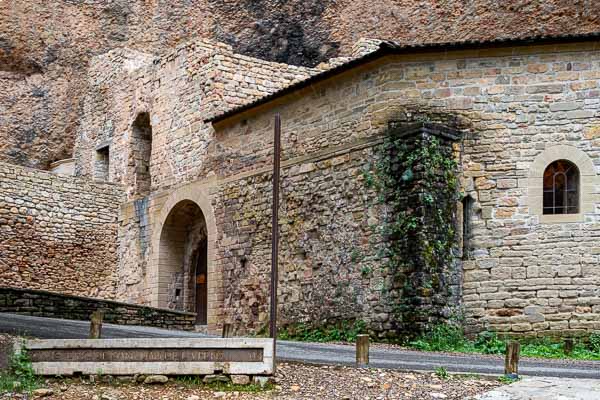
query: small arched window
[{"left": 543, "top": 160, "right": 579, "bottom": 215}]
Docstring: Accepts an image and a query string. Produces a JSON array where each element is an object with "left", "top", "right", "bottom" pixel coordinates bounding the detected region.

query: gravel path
[
  {"left": 2, "top": 313, "right": 600, "bottom": 379},
  {"left": 0, "top": 362, "right": 501, "bottom": 400}
]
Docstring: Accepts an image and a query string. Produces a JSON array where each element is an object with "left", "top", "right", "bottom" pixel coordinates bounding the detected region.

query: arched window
[
  {"left": 132, "top": 112, "right": 152, "bottom": 196},
  {"left": 543, "top": 160, "right": 579, "bottom": 215}
]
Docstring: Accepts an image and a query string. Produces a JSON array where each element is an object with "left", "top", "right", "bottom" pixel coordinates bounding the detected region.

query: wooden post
[
  {"left": 222, "top": 323, "right": 233, "bottom": 338},
  {"left": 564, "top": 338, "right": 574, "bottom": 355},
  {"left": 89, "top": 310, "right": 104, "bottom": 339},
  {"left": 356, "top": 334, "right": 369, "bottom": 367},
  {"left": 504, "top": 340, "right": 520, "bottom": 377}
]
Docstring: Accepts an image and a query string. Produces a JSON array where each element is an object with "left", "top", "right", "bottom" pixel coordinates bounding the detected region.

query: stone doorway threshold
[{"left": 194, "top": 325, "right": 208, "bottom": 334}]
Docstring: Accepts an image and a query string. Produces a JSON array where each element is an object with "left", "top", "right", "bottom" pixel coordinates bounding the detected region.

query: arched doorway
[{"left": 158, "top": 200, "right": 208, "bottom": 324}]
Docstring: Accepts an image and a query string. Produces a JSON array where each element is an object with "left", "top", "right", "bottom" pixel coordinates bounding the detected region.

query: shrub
[
  {"left": 278, "top": 320, "right": 366, "bottom": 343},
  {"left": 410, "top": 324, "right": 469, "bottom": 352},
  {"left": 589, "top": 332, "right": 600, "bottom": 353},
  {"left": 434, "top": 366, "right": 449, "bottom": 379},
  {"left": 0, "top": 347, "right": 39, "bottom": 394},
  {"left": 474, "top": 331, "right": 505, "bottom": 355}
]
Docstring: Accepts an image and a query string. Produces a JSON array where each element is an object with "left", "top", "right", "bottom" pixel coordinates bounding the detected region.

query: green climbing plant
[{"left": 366, "top": 126, "right": 460, "bottom": 330}]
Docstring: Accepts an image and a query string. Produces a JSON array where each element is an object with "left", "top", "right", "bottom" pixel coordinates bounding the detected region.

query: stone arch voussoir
[{"left": 150, "top": 184, "right": 218, "bottom": 330}]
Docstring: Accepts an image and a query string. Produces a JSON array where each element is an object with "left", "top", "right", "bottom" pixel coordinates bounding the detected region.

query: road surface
[{"left": 1, "top": 313, "right": 598, "bottom": 379}]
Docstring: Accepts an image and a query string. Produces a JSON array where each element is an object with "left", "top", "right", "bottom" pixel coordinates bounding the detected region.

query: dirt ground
[{"left": 0, "top": 362, "right": 502, "bottom": 400}]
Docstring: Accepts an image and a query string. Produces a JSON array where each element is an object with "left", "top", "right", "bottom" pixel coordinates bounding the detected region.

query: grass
[
  {"left": 498, "top": 375, "right": 520, "bottom": 384},
  {"left": 278, "top": 320, "right": 367, "bottom": 343},
  {"left": 409, "top": 324, "right": 600, "bottom": 361},
  {"left": 278, "top": 321, "right": 600, "bottom": 361},
  {"left": 0, "top": 347, "right": 40, "bottom": 394},
  {"left": 174, "top": 376, "right": 273, "bottom": 392}
]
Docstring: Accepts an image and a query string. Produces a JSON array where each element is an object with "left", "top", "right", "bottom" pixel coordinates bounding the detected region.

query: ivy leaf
[{"left": 401, "top": 168, "right": 414, "bottom": 182}]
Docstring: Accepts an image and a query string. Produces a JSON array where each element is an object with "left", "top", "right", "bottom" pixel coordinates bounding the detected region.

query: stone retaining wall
[
  {"left": 0, "top": 161, "right": 124, "bottom": 299},
  {"left": 0, "top": 287, "right": 195, "bottom": 330}
]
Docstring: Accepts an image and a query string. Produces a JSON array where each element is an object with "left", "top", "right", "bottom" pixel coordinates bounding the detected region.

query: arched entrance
[{"left": 158, "top": 200, "right": 208, "bottom": 324}]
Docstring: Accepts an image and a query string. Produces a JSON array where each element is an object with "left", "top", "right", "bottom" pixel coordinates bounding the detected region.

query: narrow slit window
[
  {"left": 462, "top": 195, "right": 473, "bottom": 260},
  {"left": 543, "top": 160, "right": 579, "bottom": 215},
  {"left": 95, "top": 146, "right": 110, "bottom": 182}
]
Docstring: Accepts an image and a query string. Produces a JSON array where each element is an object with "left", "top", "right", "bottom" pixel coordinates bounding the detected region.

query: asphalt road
[{"left": 1, "top": 313, "right": 599, "bottom": 379}]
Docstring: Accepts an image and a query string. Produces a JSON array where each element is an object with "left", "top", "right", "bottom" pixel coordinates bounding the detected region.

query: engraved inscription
[{"left": 30, "top": 348, "right": 263, "bottom": 363}]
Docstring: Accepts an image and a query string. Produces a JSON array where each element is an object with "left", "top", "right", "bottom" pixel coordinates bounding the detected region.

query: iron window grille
[{"left": 543, "top": 160, "right": 579, "bottom": 215}]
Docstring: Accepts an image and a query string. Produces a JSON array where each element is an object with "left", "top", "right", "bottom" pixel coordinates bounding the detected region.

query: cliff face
[{"left": 2, "top": 0, "right": 600, "bottom": 168}]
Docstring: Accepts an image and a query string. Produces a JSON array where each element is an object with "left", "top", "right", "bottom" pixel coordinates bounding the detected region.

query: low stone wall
[
  {"left": 0, "top": 288, "right": 196, "bottom": 330},
  {"left": 0, "top": 161, "right": 124, "bottom": 299}
]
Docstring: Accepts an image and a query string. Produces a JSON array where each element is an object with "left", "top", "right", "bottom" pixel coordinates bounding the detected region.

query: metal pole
[{"left": 270, "top": 114, "right": 281, "bottom": 367}]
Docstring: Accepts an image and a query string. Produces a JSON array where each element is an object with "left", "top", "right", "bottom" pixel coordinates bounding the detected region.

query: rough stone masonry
[
  {"left": 0, "top": 161, "right": 124, "bottom": 299},
  {"left": 4, "top": 32, "right": 600, "bottom": 340}
]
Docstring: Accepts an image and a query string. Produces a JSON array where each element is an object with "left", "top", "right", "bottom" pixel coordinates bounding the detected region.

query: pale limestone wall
[
  {"left": 73, "top": 48, "right": 156, "bottom": 193},
  {"left": 74, "top": 39, "right": 317, "bottom": 194},
  {"left": 0, "top": 162, "right": 125, "bottom": 299},
  {"left": 72, "top": 39, "right": 317, "bottom": 311},
  {"left": 206, "top": 42, "right": 600, "bottom": 337}
]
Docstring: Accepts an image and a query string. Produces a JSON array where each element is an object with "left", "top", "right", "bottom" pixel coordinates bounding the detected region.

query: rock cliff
[{"left": 2, "top": 0, "right": 599, "bottom": 168}]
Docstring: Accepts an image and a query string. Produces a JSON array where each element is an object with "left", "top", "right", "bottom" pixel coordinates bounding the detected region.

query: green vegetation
[
  {"left": 365, "top": 128, "right": 460, "bottom": 329},
  {"left": 409, "top": 324, "right": 600, "bottom": 361},
  {"left": 278, "top": 321, "right": 600, "bottom": 361},
  {"left": 369, "top": 133, "right": 459, "bottom": 278},
  {"left": 0, "top": 347, "right": 39, "bottom": 394},
  {"left": 434, "top": 366, "right": 449, "bottom": 379},
  {"left": 498, "top": 375, "right": 520, "bottom": 384},
  {"left": 410, "top": 323, "right": 472, "bottom": 353},
  {"left": 174, "top": 376, "right": 272, "bottom": 392},
  {"left": 360, "top": 265, "right": 372, "bottom": 277},
  {"left": 278, "top": 320, "right": 366, "bottom": 343}
]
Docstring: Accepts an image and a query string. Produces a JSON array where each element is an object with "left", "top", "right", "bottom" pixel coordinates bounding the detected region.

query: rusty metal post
[{"left": 270, "top": 114, "right": 281, "bottom": 369}]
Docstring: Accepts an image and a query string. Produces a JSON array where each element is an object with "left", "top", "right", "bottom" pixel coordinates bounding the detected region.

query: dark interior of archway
[{"left": 160, "top": 200, "right": 207, "bottom": 318}]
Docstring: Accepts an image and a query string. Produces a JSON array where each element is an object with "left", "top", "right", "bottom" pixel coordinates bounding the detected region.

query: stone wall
[
  {"left": 0, "top": 161, "right": 125, "bottom": 299},
  {"left": 205, "top": 41, "right": 600, "bottom": 338},
  {"left": 71, "top": 40, "right": 317, "bottom": 308},
  {"left": 62, "top": 37, "right": 600, "bottom": 337},
  {"left": 0, "top": 287, "right": 195, "bottom": 330},
  {"left": 73, "top": 39, "right": 316, "bottom": 194},
  {"left": 214, "top": 146, "right": 383, "bottom": 334}
]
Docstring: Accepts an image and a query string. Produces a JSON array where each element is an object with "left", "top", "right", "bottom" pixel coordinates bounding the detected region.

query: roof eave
[{"left": 206, "top": 32, "right": 600, "bottom": 125}]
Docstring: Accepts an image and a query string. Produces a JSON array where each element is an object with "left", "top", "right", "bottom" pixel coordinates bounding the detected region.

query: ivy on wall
[{"left": 366, "top": 122, "right": 461, "bottom": 336}]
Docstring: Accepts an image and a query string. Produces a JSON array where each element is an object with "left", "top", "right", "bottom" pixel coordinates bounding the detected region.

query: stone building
[{"left": 4, "top": 32, "right": 600, "bottom": 339}]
